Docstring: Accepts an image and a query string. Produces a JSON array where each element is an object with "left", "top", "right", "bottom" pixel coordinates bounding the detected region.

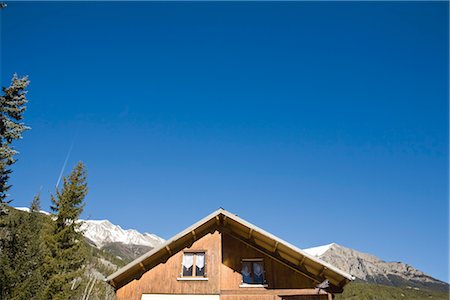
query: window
[
  {"left": 241, "top": 259, "right": 265, "bottom": 284},
  {"left": 182, "top": 252, "right": 206, "bottom": 277}
]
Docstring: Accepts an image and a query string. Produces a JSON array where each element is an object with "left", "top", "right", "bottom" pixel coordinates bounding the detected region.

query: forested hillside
[{"left": 0, "top": 206, "right": 123, "bottom": 300}]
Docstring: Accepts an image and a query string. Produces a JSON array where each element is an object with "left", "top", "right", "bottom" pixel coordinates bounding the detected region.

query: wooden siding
[
  {"left": 116, "top": 229, "right": 331, "bottom": 300},
  {"left": 220, "top": 232, "right": 316, "bottom": 291},
  {"left": 117, "top": 231, "right": 221, "bottom": 300}
]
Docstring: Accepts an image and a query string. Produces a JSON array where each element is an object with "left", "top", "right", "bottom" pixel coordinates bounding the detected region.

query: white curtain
[
  {"left": 196, "top": 253, "right": 205, "bottom": 269},
  {"left": 253, "top": 262, "right": 263, "bottom": 276},
  {"left": 182, "top": 253, "right": 194, "bottom": 269},
  {"left": 241, "top": 263, "right": 250, "bottom": 277}
]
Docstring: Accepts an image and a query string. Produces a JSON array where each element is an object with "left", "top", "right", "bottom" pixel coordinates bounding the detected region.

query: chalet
[{"left": 107, "top": 209, "right": 353, "bottom": 300}]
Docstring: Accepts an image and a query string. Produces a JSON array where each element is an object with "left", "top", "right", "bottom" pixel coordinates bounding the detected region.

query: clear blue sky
[{"left": 1, "top": 2, "right": 448, "bottom": 282}]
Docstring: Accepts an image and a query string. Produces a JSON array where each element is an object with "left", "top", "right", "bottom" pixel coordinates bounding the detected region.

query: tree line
[{"left": 0, "top": 75, "right": 91, "bottom": 299}]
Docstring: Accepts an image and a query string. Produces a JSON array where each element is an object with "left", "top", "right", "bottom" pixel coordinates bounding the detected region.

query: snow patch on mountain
[
  {"left": 14, "top": 207, "right": 164, "bottom": 249},
  {"left": 80, "top": 219, "right": 164, "bottom": 248},
  {"left": 303, "top": 243, "right": 335, "bottom": 257}
]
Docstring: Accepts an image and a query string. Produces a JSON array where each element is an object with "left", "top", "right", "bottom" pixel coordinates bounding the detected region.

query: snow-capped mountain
[
  {"left": 304, "top": 243, "right": 448, "bottom": 292},
  {"left": 15, "top": 207, "right": 165, "bottom": 258},
  {"left": 79, "top": 219, "right": 164, "bottom": 249}
]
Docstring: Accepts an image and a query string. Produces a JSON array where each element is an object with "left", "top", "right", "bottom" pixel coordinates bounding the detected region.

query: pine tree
[
  {"left": 0, "top": 209, "right": 20, "bottom": 299},
  {"left": 43, "top": 162, "right": 88, "bottom": 299},
  {"left": 0, "top": 74, "right": 31, "bottom": 299},
  {"left": 30, "top": 192, "right": 41, "bottom": 212},
  {"left": 10, "top": 194, "right": 46, "bottom": 300},
  {"left": 0, "top": 195, "right": 47, "bottom": 300},
  {"left": 0, "top": 74, "right": 30, "bottom": 215}
]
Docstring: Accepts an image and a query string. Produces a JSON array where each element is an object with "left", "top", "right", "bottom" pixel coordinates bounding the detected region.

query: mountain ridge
[
  {"left": 304, "top": 243, "right": 448, "bottom": 292},
  {"left": 79, "top": 219, "right": 164, "bottom": 249}
]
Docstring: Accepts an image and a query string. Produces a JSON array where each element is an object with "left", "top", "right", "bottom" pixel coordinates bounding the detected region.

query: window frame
[
  {"left": 240, "top": 258, "right": 267, "bottom": 287},
  {"left": 180, "top": 250, "right": 207, "bottom": 279}
]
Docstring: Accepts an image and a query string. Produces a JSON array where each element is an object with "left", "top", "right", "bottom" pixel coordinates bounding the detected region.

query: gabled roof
[{"left": 107, "top": 208, "right": 354, "bottom": 291}]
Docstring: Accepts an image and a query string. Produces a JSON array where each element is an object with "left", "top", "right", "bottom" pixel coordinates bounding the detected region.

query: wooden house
[{"left": 107, "top": 209, "right": 353, "bottom": 300}]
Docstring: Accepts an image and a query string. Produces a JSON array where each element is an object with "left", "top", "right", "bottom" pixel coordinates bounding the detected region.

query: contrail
[{"left": 56, "top": 140, "right": 75, "bottom": 189}]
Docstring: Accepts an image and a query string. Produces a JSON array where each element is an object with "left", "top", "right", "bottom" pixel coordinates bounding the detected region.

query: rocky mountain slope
[{"left": 304, "top": 243, "right": 448, "bottom": 292}]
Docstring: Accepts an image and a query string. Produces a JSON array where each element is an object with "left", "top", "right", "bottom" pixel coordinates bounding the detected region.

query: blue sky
[{"left": 1, "top": 2, "right": 448, "bottom": 281}]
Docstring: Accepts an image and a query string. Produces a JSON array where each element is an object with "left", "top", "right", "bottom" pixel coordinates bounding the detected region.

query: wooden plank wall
[
  {"left": 220, "top": 233, "right": 316, "bottom": 291},
  {"left": 116, "top": 229, "right": 332, "bottom": 300},
  {"left": 116, "top": 231, "right": 221, "bottom": 300}
]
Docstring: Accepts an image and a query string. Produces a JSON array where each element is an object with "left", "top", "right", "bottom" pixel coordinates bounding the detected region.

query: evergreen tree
[
  {"left": 10, "top": 194, "right": 46, "bottom": 300},
  {"left": 30, "top": 192, "right": 41, "bottom": 212},
  {"left": 0, "top": 209, "right": 21, "bottom": 299},
  {"left": 0, "top": 74, "right": 32, "bottom": 299},
  {"left": 43, "top": 162, "right": 88, "bottom": 299},
  {"left": 0, "top": 196, "right": 45, "bottom": 300},
  {"left": 0, "top": 74, "right": 30, "bottom": 215}
]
